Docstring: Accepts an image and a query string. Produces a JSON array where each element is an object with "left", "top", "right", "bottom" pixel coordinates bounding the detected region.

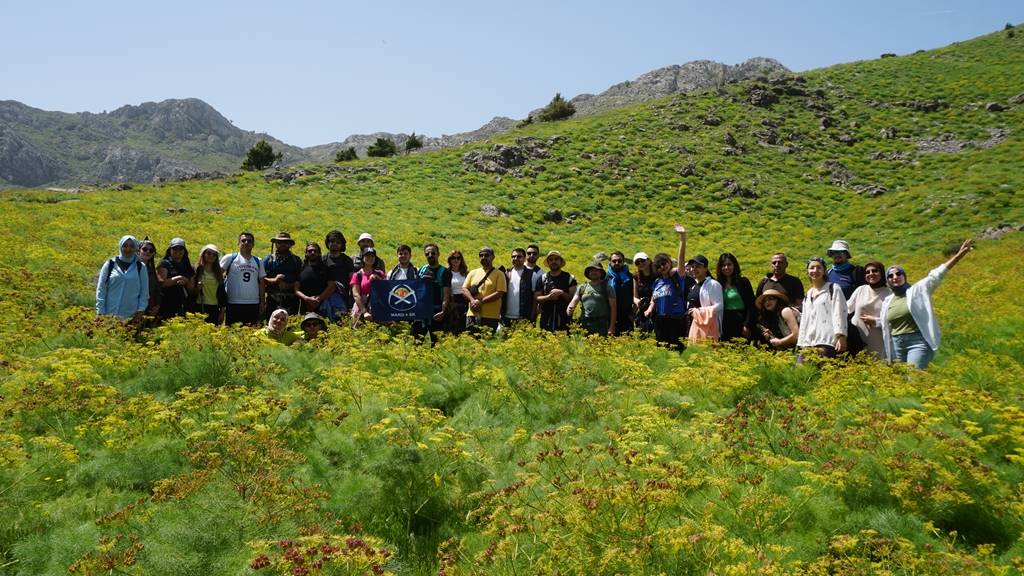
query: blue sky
[{"left": 3, "top": 0, "right": 1022, "bottom": 147}]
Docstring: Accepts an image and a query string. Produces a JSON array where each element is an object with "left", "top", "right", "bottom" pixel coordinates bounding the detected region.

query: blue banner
[{"left": 369, "top": 279, "right": 435, "bottom": 322}]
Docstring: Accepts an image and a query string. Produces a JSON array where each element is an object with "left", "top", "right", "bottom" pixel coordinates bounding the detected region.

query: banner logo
[
  {"left": 389, "top": 284, "right": 417, "bottom": 311},
  {"left": 370, "top": 279, "right": 434, "bottom": 321}
]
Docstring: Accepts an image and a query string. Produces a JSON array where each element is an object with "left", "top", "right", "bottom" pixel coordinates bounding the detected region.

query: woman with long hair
[
  {"left": 716, "top": 252, "right": 756, "bottom": 342},
  {"left": 754, "top": 288, "right": 800, "bottom": 350},
  {"left": 138, "top": 238, "right": 161, "bottom": 317},
  {"left": 880, "top": 239, "right": 973, "bottom": 369},
  {"left": 797, "top": 257, "right": 847, "bottom": 359},
  {"left": 156, "top": 237, "right": 194, "bottom": 319},
  {"left": 632, "top": 252, "right": 655, "bottom": 333},
  {"left": 845, "top": 260, "right": 891, "bottom": 359},
  {"left": 193, "top": 244, "right": 226, "bottom": 324},
  {"left": 447, "top": 250, "right": 470, "bottom": 334}
]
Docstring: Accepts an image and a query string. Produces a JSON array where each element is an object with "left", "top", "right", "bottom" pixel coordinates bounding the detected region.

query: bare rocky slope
[{"left": 0, "top": 58, "right": 787, "bottom": 188}]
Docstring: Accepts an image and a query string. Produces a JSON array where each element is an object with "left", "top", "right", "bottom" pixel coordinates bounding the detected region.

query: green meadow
[{"left": 1, "top": 27, "right": 1023, "bottom": 575}]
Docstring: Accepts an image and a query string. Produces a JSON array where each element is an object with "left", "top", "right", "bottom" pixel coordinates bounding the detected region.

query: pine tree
[
  {"left": 335, "top": 147, "right": 358, "bottom": 162},
  {"left": 538, "top": 93, "right": 576, "bottom": 122},
  {"left": 241, "top": 140, "right": 282, "bottom": 171},
  {"left": 405, "top": 132, "right": 423, "bottom": 153},
  {"left": 367, "top": 138, "right": 397, "bottom": 158}
]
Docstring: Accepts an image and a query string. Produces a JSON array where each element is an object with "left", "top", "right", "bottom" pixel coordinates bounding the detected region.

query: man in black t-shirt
[
  {"left": 418, "top": 243, "right": 452, "bottom": 338},
  {"left": 754, "top": 252, "right": 805, "bottom": 310},
  {"left": 322, "top": 230, "right": 354, "bottom": 310},
  {"left": 537, "top": 250, "right": 577, "bottom": 332},
  {"left": 263, "top": 232, "right": 303, "bottom": 318}
]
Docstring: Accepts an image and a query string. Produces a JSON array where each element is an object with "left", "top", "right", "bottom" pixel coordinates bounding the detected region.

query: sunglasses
[
  {"left": 888, "top": 272, "right": 904, "bottom": 279},
  {"left": 239, "top": 238, "right": 254, "bottom": 244},
  {"left": 140, "top": 246, "right": 155, "bottom": 253}
]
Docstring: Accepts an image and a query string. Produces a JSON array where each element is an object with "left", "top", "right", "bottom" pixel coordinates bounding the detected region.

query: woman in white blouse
[
  {"left": 846, "top": 261, "right": 892, "bottom": 359},
  {"left": 797, "top": 257, "right": 847, "bottom": 359}
]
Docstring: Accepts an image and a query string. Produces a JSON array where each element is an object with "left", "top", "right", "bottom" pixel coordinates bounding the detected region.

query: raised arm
[
  {"left": 674, "top": 224, "right": 687, "bottom": 277},
  {"left": 943, "top": 239, "right": 974, "bottom": 271}
]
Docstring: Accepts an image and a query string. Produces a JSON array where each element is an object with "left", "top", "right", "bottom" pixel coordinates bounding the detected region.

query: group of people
[{"left": 95, "top": 226, "right": 974, "bottom": 368}]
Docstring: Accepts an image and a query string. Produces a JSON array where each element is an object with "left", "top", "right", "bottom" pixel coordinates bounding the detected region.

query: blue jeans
[{"left": 892, "top": 331, "right": 935, "bottom": 369}]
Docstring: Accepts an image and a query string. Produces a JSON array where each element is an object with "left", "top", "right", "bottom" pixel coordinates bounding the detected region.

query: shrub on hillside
[
  {"left": 367, "top": 137, "right": 397, "bottom": 158},
  {"left": 241, "top": 140, "right": 282, "bottom": 171},
  {"left": 538, "top": 93, "right": 576, "bottom": 122},
  {"left": 405, "top": 132, "right": 423, "bottom": 153},
  {"left": 334, "top": 147, "right": 358, "bottom": 162}
]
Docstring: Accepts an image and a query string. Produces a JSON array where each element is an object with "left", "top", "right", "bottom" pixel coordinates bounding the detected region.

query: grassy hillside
[{"left": 0, "top": 27, "right": 1023, "bottom": 575}]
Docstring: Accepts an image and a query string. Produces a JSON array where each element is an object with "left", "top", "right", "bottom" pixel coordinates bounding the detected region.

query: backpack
[
  {"left": 104, "top": 258, "right": 143, "bottom": 284},
  {"left": 101, "top": 258, "right": 144, "bottom": 308},
  {"left": 222, "top": 253, "right": 239, "bottom": 288},
  {"left": 222, "top": 253, "right": 263, "bottom": 289}
]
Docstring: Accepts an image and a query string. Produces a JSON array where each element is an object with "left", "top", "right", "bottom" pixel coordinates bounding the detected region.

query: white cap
[
  {"left": 632, "top": 251, "right": 650, "bottom": 262},
  {"left": 357, "top": 232, "right": 374, "bottom": 243},
  {"left": 826, "top": 239, "right": 851, "bottom": 256}
]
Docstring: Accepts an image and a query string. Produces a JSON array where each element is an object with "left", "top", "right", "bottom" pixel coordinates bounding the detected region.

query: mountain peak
[{"left": 108, "top": 98, "right": 237, "bottom": 140}]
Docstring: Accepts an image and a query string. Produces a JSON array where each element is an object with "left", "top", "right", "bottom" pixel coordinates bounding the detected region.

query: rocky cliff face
[
  {"left": 544, "top": 58, "right": 790, "bottom": 118},
  {"left": 311, "top": 58, "right": 789, "bottom": 161},
  {"left": 0, "top": 98, "right": 307, "bottom": 188},
  {"left": 0, "top": 57, "right": 787, "bottom": 187}
]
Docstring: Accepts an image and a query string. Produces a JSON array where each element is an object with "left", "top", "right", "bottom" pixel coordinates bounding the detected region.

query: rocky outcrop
[
  {"left": 0, "top": 98, "right": 306, "bottom": 187},
  {"left": 0, "top": 124, "right": 66, "bottom": 186},
  {"left": 461, "top": 136, "right": 561, "bottom": 176},
  {"left": 305, "top": 117, "right": 518, "bottom": 162},
  {"left": 550, "top": 58, "right": 789, "bottom": 118}
]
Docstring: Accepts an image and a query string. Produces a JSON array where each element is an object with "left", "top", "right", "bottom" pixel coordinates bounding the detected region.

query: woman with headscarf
[
  {"left": 845, "top": 261, "right": 891, "bottom": 359},
  {"left": 880, "top": 239, "right": 973, "bottom": 369},
  {"left": 157, "top": 237, "right": 195, "bottom": 319},
  {"left": 193, "top": 244, "right": 226, "bottom": 324},
  {"left": 96, "top": 235, "right": 149, "bottom": 320},
  {"left": 263, "top": 308, "right": 298, "bottom": 345}
]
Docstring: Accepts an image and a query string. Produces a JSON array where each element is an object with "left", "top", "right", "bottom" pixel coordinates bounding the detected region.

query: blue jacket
[{"left": 96, "top": 236, "right": 149, "bottom": 319}]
